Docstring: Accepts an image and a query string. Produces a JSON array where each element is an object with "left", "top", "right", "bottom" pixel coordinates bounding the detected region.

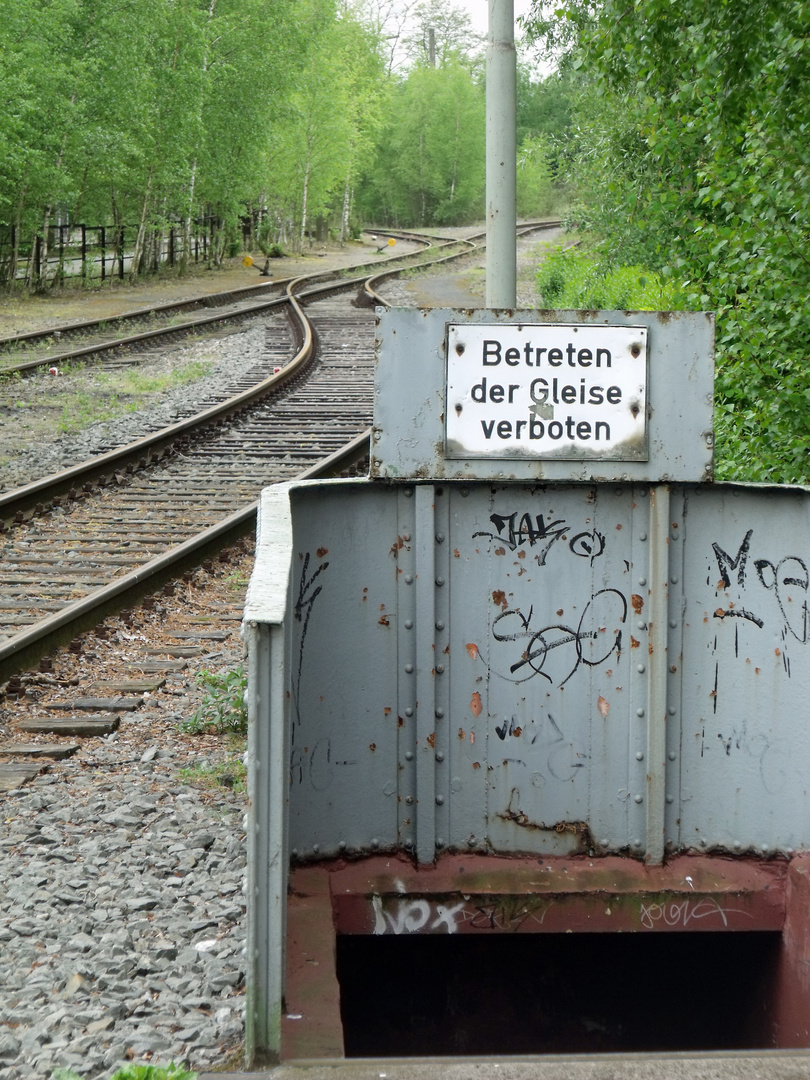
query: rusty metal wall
[{"left": 252, "top": 476, "right": 809, "bottom": 867}]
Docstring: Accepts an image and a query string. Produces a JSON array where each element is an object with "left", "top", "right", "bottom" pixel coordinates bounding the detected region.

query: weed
[
  {"left": 223, "top": 567, "right": 249, "bottom": 593},
  {"left": 179, "top": 744, "right": 247, "bottom": 793},
  {"left": 52, "top": 1064, "right": 197, "bottom": 1080},
  {"left": 180, "top": 665, "right": 247, "bottom": 735}
]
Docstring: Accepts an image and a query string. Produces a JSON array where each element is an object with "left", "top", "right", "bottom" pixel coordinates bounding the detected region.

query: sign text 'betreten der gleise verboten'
[{"left": 445, "top": 323, "right": 648, "bottom": 461}]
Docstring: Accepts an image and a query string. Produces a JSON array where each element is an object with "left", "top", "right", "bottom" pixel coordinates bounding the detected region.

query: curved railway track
[{"left": 0, "top": 221, "right": 561, "bottom": 683}]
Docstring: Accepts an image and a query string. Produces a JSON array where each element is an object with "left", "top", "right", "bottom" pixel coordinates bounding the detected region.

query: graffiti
[
  {"left": 372, "top": 897, "right": 466, "bottom": 935},
  {"left": 711, "top": 531, "right": 808, "bottom": 646},
  {"left": 290, "top": 551, "right": 329, "bottom": 756},
  {"left": 489, "top": 589, "right": 626, "bottom": 687},
  {"left": 639, "top": 897, "right": 750, "bottom": 931},
  {"left": 569, "top": 529, "right": 606, "bottom": 562},
  {"left": 494, "top": 714, "right": 587, "bottom": 782},
  {"left": 371, "top": 895, "right": 550, "bottom": 935},
  {"left": 473, "top": 511, "right": 568, "bottom": 563}
]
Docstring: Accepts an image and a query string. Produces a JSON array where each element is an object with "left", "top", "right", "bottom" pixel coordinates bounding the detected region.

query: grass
[
  {"left": 178, "top": 740, "right": 247, "bottom": 795},
  {"left": 55, "top": 359, "right": 213, "bottom": 433}
]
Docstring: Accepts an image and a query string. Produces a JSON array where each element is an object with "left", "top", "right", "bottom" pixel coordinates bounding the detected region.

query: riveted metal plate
[{"left": 372, "top": 309, "right": 714, "bottom": 483}]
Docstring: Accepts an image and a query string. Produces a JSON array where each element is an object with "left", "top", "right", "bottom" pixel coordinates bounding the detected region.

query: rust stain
[
  {"left": 316, "top": 547, "right": 329, "bottom": 557},
  {"left": 649, "top": 642, "right": 654, "bottom": 655},
  {"left": 492, "top": 590, "right": 508, "bottom": 609},
  {"left": 378, "top": 615, "right": 389, "bottom": 626},
  {"left": 518, "top": 550, "right": 526, "bottom": 559},
  {"left": 470, "top": 731, "right": 476, "bottom": 744},
  {"left": 458, "top": 727, "right": 466, "bottom": 740},
  {"left": 775, "top": 648, "right": 781, "bottom": 657},
  {"left": 631, "top": 594, "right": 644, "bottom": 614},
  {"left": 454, "top": 548, "right": 460, "bottom": 558},
  {"left": 398, "top": 716, "right": 405, "bottom": 727},
  {"left": 556, "top": 608, "right": 564, "bottom": 617},
  {"left": 470, "top": 692, "right": 483, "bottom": 717},
  {"left": 426, "top": 732, "right": 435, "bottom": 748},
  {"left": 494, "top": 546, "right": 506, "bottom": 556},
  {"left": 466, "top": 643, "right": 479, "bottom": 660},
  {"left": 513, "top": 726, "right": 522, "bottom": 737},
  {"left": 630, "top": 636, "right": 640, "bottom": 649},
  {"left": 473, "top": 761, "right": 480, "bottom": 769},
  {"left": 616, "top": 524, "right": 623, "bottom": 530},
  {"left": 384, "top": 707, "right": 391, "bottom": 715},
  {"left": 597, "top": 695, "right": 610, "bottom": 718}
]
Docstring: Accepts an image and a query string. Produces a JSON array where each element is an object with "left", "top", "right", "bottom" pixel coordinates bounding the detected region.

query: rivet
[
  {"left": 291, "top": 849, "right": 298, "bottom": 858},
  {"left": 436, "top": 534, "right": 445, "bottom": 543},
  {"left": 668, "top": 751, "right": 676, "bottom": 761},
  {"left": 632, "top": 839, "right": 642, "bottom": 848},
  {"left": 638, "top": 577, "right": 647, "bottom": 586},
  {"left": 436, "top": 664, "right": 444, "bottom": 673},
  {"left": 435, "top": 708, "right": 444, "bottom": 718},
  {"left": 405, "top": 796, "right": 414, "bottom": 805},
  {"left": 671, "top": 531, "right": 679, "bottom": 540},
  {"left": 404, "top": 574, "right": 413, "bottom": 584},
  {"left": 637, "top": 664, "right": 646, "bottom": 674},
  {"left": 671, "top": 575, "right": 679, "bottom": 584},
  {"left": 436, "top": 795, "right": 445, "bottom": 805},
  {"left": 402, "top": 534, "right": 411, "bottom": 542},
  {"left": 405, "top": 663, "right": 414, "bottom": 674},
  {"left": 313, "top": 844, "right": 320, "bottom": 853},
  {"left": 467, "top": 836, "right": 476, "bottom": 846},
  {"left": 669, "top": 619, "right": 677, "bottom": 628},
  {"left": 436, "top": 838, "right": 445, "bottom": 848},
  {"left": 601, "top": 839, "right": 609, "bottom": 847},
  {"left": 637, "top": 621, "right": 647, "bottom": 630},
  {"left": 636, "top": 708, "right": 645, "bottom": 717},
  {"left": 635, "top": 751, "right": 644, "bottom": 761},
  {"left": 639, "top": 533, "right": 647, "bottom": 541},
  {"left": 404, "top": 619, "right": 414, "bottom": 629},
  {"left": 436, "top": 621, "right": 445, "bottom": 631},
  {"left": 733, "top": 841, "right": 741, "bottom": 850},
  {"left": 405, "top": 707, "right": 414, "bottom": 717},
  {"left": 339, "top": 840, "right": 347, "bottom": 850},
  {"left": 460, "top": 488, "right": 469, "bottom": 497},
  {"left": 699, "top": 838, "right": 707, "bottom": 846},
  {"left": 404, "top": 489, "right": 413, "bottom": 498},
  {"left": 371, "top": 838, "right": 380, "bottom": 848},
  {"left": 405, "top": 751, "right": 414, "bottom": 761},
  {"left": 436, "top": 751, "right": 444, "bottom": 762},
  {"left": 666, "top": 795, "right": 674, "bottom": 804},
  {"left": 436, "top": 577, "right": 445, "bottom": 587},
  {"left": 634, "top": 794, "right": 643, "bottom": 804},
  {"left": 668, "top": 706, "right": 676, "bottom": 716}
]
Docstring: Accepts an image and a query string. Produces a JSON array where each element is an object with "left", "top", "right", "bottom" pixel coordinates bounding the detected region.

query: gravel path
[{"left": 0, "top": 553, "right": 252, "bottom": 1078}]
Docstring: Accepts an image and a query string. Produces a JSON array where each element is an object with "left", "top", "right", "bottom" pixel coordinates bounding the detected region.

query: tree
[{"left": 523, "top": 0, "right": 810, "bottom": 484}]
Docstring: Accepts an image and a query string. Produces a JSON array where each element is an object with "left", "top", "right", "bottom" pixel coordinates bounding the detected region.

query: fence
[{"left": 0, "top": 219, "right": 223, "bottom": 288}]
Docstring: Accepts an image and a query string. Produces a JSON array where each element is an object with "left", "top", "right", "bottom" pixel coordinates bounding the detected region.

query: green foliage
[
  {"left": 52, "top": 1064, "right": 196, "bottom": 1080},
  {"left": 180, "top": 666, "right": 248, "bottom": 736},
  {"left": 525, "top": 0, "right": 810, "bottom": 485},
  {"left": 536, "top": 246, "right": 683, "bottom": 310},
  {"left": 356, "top": 57, "right": 485, "bottom": 226}
]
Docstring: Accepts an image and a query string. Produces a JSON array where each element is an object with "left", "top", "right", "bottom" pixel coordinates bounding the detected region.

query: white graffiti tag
[{"left": 372, "top": 896, "right": 466, "bottom": 935}]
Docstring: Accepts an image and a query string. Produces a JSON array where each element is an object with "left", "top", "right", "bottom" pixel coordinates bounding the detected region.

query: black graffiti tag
[{"left": 490, "top": 588, "right": 627, "bottom": 687}]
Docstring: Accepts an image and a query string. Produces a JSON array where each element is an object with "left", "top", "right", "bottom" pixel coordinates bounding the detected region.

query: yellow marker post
[{"left": 242, "top": 255, "right": 254, "bottom": 267}]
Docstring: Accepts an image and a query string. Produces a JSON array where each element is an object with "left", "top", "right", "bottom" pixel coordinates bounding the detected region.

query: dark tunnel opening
[{"left": 337, "top": 931, "right": 780, "bottom": 1057}]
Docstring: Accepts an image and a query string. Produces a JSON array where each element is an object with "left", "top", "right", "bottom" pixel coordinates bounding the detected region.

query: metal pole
[{"left": 486, "top": 0, "right": 517, "bottom": 308}]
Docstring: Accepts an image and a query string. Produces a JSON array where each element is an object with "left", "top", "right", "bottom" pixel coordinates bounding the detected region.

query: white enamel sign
[{"left": 445, "top": 323, "right": 648, "bottom": 460}]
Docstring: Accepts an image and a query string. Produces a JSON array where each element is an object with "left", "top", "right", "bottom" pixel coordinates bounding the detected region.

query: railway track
[{"left": 0, "top": 221, "right": 560, "bottom": 685}]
